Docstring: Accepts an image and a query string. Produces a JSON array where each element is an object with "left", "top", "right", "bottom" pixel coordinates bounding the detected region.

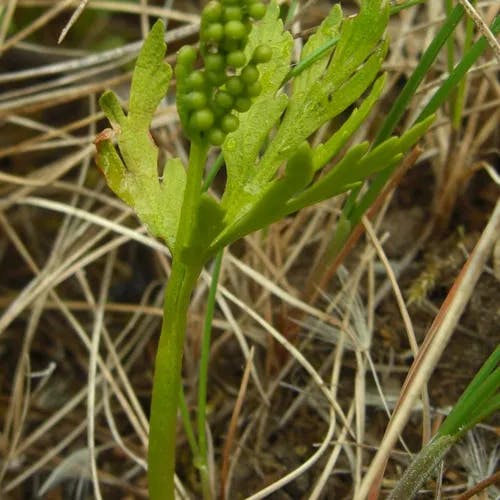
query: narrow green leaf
[
  {"left": 99, "top": 90, "right": 126, "bottom": 129},
  {"left": 202, "top": 153, "right": 225, "bottom": 193},
  {"left": 286, "top": 143, "right": 369, "bottom": 212},
  {"left": 94, "top": 133, "right": 133, "bottom": 206},
  {"left": 213, "top": 143, "right": 314, "bottom": 251},
  {"left": 312, "top": 74, "right": 386, "bottom": 171},
  {"left": 464, "top": 393, "right": 500, "bottom": 432},
  {"left": 417, "top": 15, "right": 500, "bottom": 123},
  {"left": 292, "top": 4, "right": 342, "bottom": 95},
  {"left": 196, "top": 248, "right": 224, "bottom": 491},
  {"left": 324, "top": 0, "right": 389, "bottom": 89},
  {"left": 390, "top": 0, "right": 427, "bottom": 15},
  {"left": 438, "top": 346, "right": 500, "bottom": 437},
  {"left": 348, "top": 115, "right": 434, "bottom": 224},
  {"left": 286, "top": 36, "right": 339, "bottom": 84},
  {"left": 351, "top": 115, "right": 434, "bottom": 179},
  {"left": 397, "top": 115, "right": 435, "bottom": 152},
  {"left": 128, "top": 20, "right": 172, "bottom": 130},
  {"left": 374, "top": 4, "right": 465, "bottom": 145}
]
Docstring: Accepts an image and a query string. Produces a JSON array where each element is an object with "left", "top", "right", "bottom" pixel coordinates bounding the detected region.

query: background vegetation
[{"left": 0, "top": 0, "right": 498, "bottom": 498}]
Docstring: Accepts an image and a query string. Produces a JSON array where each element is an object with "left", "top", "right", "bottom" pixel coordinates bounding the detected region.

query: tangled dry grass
[{"left": 0, "top": 1, "right": 498, "bottom": 499}]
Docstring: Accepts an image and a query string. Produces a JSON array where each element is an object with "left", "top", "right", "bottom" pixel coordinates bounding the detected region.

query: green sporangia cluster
[{"left": 176, "top": 0, "right": 271, "bottom": 145}]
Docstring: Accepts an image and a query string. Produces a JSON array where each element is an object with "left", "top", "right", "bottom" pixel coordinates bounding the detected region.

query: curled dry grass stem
[{"left": 87, "top": 251, "right": 116, "bottom": 500}]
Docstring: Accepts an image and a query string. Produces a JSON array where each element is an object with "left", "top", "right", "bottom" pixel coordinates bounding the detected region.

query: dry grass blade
[
  {"left": 58, "top": 0, "right": 90, "bottom": 43},
  {"left": 457, "top": 0, "right": 500, "bottom": 60},
  {"left": 87, "top": 251, "right": 116, "bottom": 499},
  {"left": 455, "top": 469, "right": 500, "bottom": 500},
  {"left": 0, "top": 0, "right": 19, "bottom": 45},
  {"left": 220, "top": 347, "right": 254, "bottom": 500},
  {"left": 15, "top": 0, "right": 200, "bottom": 23},
  {"left": 362, "top": 216, "right": 432, "bottom": 446},
  {"left": 0, "top": 0, "right": 76, "bottom": 53},
  {"left": 310, "top": 403, "right": 355, "bottom": 499}
]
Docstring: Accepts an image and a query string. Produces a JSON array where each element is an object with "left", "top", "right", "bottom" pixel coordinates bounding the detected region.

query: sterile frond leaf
[
  {"left": 292, "top": 4, "right": 343, "bottom": 96},
  {"left": 96, "top": 20, "right": 182, "bottom": 251}
]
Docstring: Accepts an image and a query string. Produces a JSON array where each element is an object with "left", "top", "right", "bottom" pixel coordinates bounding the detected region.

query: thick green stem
[
  {"left": 148, "top": 140, "right": 208, "bottom": 500},
  {"left": 148, "top": 261, "right": 200, "bottom": 499},
  {"left": 388, "top": 434, "right": 457, "bottom": 500}
]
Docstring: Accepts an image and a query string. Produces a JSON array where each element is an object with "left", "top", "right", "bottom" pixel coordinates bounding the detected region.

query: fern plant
[{"left": 95, "top": 0, "right": 433, "bottom": 498}]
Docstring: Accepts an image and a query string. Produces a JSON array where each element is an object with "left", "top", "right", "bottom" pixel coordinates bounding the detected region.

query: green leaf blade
[
  {"left": 221, "top": 94, "right": 288, "bottom": 218},
  {"left": 286, "top": 143, "right": 370, "bottom": 212},
  {"left": 128, "top": 20, "right": 172, "bottom": 130},
  {"left": 312, "top": 74, "right": 386, "bottom": 170},
  {"left": 95, "top": 132, "right": 133, "bottom": 206},
  {"left": 325, "top": 0, "right": 389, "bottom": 89},
  {"left": 99, "top": 90, "right": 126, "bottom": 129},
  {"left": 212, "top": 143, "right": 314, "bottom": 252},
  {"left": 292, "top": 4, "right": 342, "bottom": 96},
  {"left": 96, "top": 20, "right": 180, "bottom": 251}
]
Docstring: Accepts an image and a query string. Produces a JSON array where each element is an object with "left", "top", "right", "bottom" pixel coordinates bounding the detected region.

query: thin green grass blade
[
  {"left": 461, "top": 366, "right": 500, "bottom": 424},
  {"left": 390, "top": 0, "right": 427, "bottom": 15},
  {"left": 284, "top": 0, "right": 299, "bottom": 26},
  {"left": 374, "top": 4, "right": 465, "bottom": 145},
  {"left": 196, "top": 250, "right": 224, "bottom": 498},
  {"left": 350, "top": 10, "right": 499, "bottom": 226},
  {"left": 286, "top": 34, "right": 340, "bottom": 86},
  {"left": 417, "top": 15, "right": 500, "bottom": 123},
  {"left": 178, "top": 387, "right": 199, "bottom": 458},
  {"left": 202, "top": 153, "right": 225, "bottom": 193},
  {"left": 445, "top": 0, "right": 456, "bottom": 72},
  {"left": 465, "top": 393, "right": 500, "bottom": 430},
  {"left": 438, "top": 346, "right": 500, "bottom": 437}
]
